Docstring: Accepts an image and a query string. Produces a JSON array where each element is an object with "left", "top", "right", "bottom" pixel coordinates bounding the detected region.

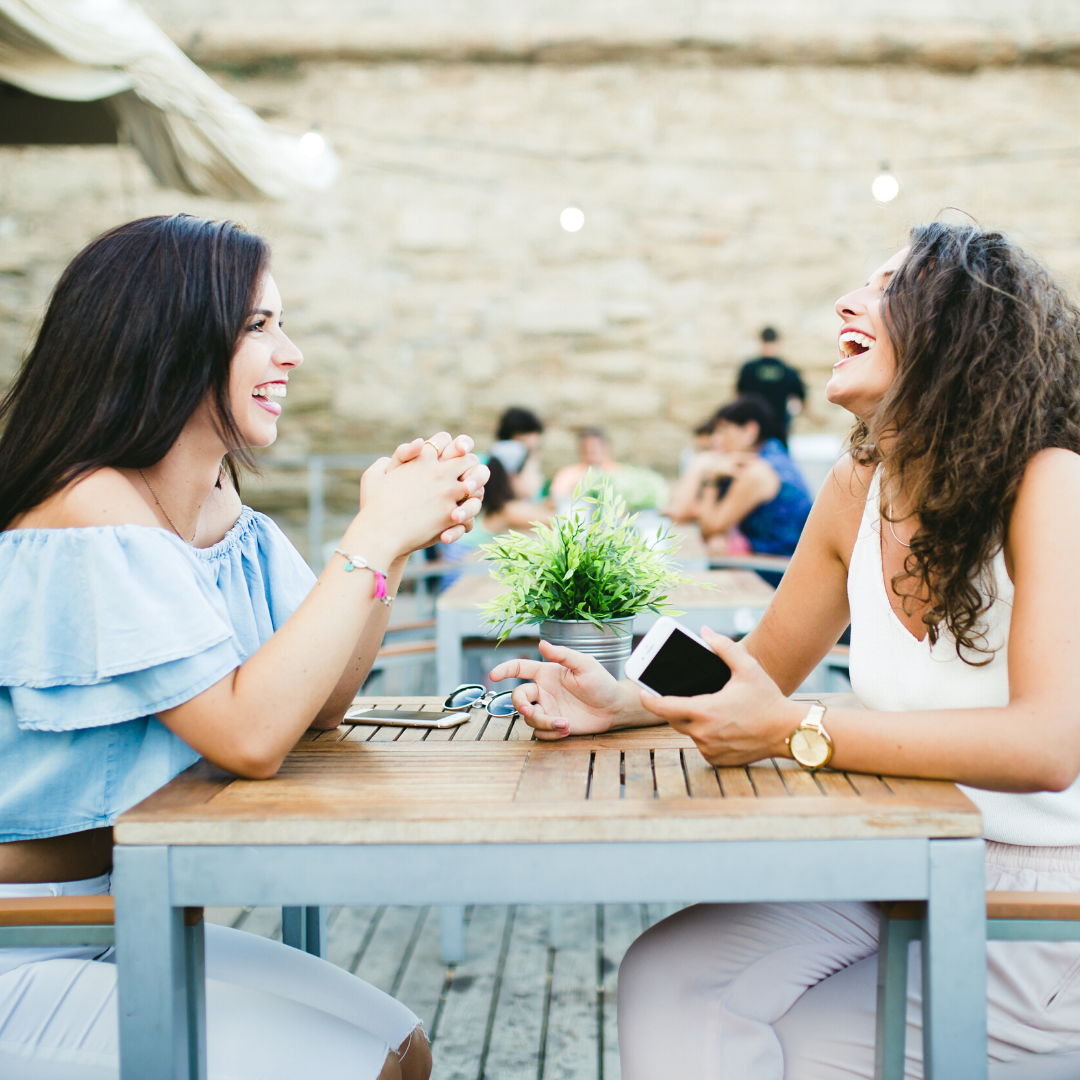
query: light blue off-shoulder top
[{"left": 0, "top": 508, "right": 316, "bottom": 842}]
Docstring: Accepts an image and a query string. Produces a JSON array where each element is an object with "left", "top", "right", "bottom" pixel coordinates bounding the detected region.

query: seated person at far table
[
  {"left": 550, "top": 427, "right": 619, "bottom": 502},
  {"left": 493, "top": 405, "right": 547, "bottom": 504},
  {"left": 440, "top": 440, "right": 553, "bottom": 581},
  {"left": 490, "top": 223, "right": 1080, "bottom": 1080},
  {"left": 667, "top": 395, "right": 812, "bottom": 573}
]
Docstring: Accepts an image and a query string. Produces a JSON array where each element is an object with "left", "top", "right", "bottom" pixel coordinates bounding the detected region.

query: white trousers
[
  {"left": 617, "top": 842, "right": 1080, "bottom": 1080},
  {"left": 0, "top": 878, "right": 420, "bottom": 1080}
]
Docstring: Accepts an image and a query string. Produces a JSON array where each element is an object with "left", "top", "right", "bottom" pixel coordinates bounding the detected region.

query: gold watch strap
[
  {"left": 803, "top": 701, "right": 827, "bottom": 735},
  {"left": 787, "top": 701, "right": 833, "bottom": 770}
]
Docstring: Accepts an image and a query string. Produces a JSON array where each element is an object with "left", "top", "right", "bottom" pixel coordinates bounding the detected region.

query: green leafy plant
[{"left": 480, "top": 473, "right": 697, "bottom": 641}]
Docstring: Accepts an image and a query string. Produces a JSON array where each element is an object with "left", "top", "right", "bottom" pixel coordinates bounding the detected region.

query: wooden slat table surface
[{"left": 116, "top": 694, "right": 981, "bottom": 847}]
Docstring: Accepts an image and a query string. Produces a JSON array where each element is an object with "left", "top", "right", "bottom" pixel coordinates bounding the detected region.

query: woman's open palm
[{"left": 489, "top": 641, "right": 623, "bottom": 739}]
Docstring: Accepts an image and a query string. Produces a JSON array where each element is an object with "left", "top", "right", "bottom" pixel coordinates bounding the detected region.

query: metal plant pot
[{"left": 538, "top": 617, "right": 635, "bottom": 681}]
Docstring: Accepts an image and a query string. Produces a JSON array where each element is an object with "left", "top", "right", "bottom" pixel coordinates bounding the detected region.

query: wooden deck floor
[{"left": 205, "top": 903, "right": 680, "bottom": 1079}]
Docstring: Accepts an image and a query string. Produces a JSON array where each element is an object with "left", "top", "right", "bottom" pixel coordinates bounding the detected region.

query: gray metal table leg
[
  {"left": 922, "top": 838, "right": 987, "bottom": 1080},
  {"left": 440, "top": 904, "right": 466, "bottom": 963},
  {"left": 875, "top": 908, "right": 922, "bottom": 1080},
  {"left": 281, "top": 906, "right": 327, "bottom": 958},
  {"left": 115, "top": 846, "right": 203, "bottom": 1080},
  {"left": 436, "top": 610, "right": 463, "bottom": 695}
]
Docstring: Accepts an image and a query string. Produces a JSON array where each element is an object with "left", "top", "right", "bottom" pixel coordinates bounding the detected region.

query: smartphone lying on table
[
  {"left": 343, "top": 707, "right": 471, "bottom": 729},
  {"left": 624, "top": 616, "right": 732, "bottom": 697}
]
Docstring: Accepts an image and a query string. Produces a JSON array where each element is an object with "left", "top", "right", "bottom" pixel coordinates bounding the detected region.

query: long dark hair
[
  {"left": 0, "top": 214, "right": 269, "bottom": 530},
  {"left": 483, "top": 456, "right": 515, "bottom": 516},
  {"left": 849, "top": 222, "right": 1080, "bottom": 659}
]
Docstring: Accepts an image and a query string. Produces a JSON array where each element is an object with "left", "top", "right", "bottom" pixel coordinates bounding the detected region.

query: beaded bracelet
[{"left": 335, "top": 549, "right": 393, "bottom": 606}]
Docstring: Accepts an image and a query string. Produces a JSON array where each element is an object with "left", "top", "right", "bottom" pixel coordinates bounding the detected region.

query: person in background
[
  {"left": 482, "top": 440, "right": 552, "bottom": 533},
  {"left": 669, "top": 395, "right": 812, "bottom": 580},
  {"left": 737, "top": 327, "right": 806, "bottom": 446},
  {"left": 550, "top": 427, "right": 618, "bottom": 501},
  {"left": 439, "top": 424, "right": 553, "bottom": 584},
  {"left": 494, "top": 406, "right": 545, "bottom": 501}
]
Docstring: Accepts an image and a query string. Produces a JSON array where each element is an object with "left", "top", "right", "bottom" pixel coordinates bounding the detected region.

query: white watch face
[{"left": 791, "top": 728, "right": 830, "bottom": 769}]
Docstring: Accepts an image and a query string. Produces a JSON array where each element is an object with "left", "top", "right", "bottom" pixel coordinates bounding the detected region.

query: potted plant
[{"left": 480, "top": 474, "right": 695, "bottom": 679}]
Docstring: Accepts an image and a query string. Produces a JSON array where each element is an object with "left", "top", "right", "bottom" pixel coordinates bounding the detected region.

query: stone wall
[{"left": 3, "top": 2, "right": 1080, "bottom": 505}]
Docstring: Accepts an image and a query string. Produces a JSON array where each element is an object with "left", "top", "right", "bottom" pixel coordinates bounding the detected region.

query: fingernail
[
  {"left": 554, "top": 718, "right": 569, "bottom": 730},
  {"left": 460, "top": 436, "right": 474, "bottom": 451},
  {"left": 465, "top": 480, "right": 478, "bottom": 493}
]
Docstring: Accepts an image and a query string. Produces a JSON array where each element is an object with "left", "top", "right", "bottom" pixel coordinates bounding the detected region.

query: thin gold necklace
[
  {"left": 139, "top": 468, "right": 196, "bottom": 546},
  {"left": 886, "top": 504, "right": 911, "bottom": 548}
]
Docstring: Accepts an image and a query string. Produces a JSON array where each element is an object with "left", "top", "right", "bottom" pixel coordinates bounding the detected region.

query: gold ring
[{"left": 423, "top": 438, "right": 441, "bottom": 450}]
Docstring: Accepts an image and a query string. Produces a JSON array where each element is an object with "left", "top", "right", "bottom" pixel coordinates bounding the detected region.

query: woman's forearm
[
  {"left": 608, "top": 681, "right": 668, "bottom": 729},
  {"left": 796, "top": 700, "right": 1080, "bottom": 794},
  {"left": 311, "top": 555, "right": 409, "bottom": 727},
  {"left": 160, "top": 518, "right": 403, "bottom": 775}
]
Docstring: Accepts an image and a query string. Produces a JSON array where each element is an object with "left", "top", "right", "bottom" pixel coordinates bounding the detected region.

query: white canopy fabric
[{"left": 0, "top": 0, "right": 339, "bottom": 200}]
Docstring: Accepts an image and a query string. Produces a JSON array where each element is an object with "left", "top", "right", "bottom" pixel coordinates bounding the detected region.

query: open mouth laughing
[
  {"left": 252, "top": 381, "right": 286, "bottom": 415},
  {"left": 836, "top": 329, "right": 875, "bottom": 366}
]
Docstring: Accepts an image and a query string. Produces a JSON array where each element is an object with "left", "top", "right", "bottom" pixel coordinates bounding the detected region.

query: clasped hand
[
  {"left": 490, "top": 627, "right": 801, "bottom": 766},
  {"left": 360, "top": 431, "right": 490, "bottom": 552}
]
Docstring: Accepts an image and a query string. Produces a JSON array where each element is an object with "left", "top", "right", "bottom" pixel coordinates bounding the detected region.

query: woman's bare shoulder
[
  {"left": 12, "top": 468, "right": 158, "bottom": 530},
  {"left": 1018, "top": 447, "right": 1080, "bottom": 490},
  {"left": 816, "top": 452, "right": 875, "bottom": 513},
  {"left": 800, "top": 452, "right": 873, "bottom": 566}
]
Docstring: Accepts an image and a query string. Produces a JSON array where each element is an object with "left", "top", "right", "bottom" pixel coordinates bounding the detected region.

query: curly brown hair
[{"left": 849, "top": 222, "right": 1080, "bottom": 661}]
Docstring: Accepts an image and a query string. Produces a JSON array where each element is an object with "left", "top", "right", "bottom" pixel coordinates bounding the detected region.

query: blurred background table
[{"left": 435, "top": 568, "right": 775, "bottom": 694}]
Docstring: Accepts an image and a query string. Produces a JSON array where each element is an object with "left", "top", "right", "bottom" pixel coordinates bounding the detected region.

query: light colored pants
[
  {"left": 0, "top": 876, "right": 420, "bottom": 1080},
  {"left": 618, "top": 842, "right": 1080, "bottom": 1079}
]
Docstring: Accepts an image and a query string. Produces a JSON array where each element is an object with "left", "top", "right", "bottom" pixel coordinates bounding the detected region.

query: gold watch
[{"left": 786, "top": 702, "right": 833, "bottom": 770}]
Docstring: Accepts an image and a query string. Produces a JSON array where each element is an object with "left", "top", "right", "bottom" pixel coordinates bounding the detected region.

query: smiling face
[
  {"left": 826, "top": 247, "right": 908, "bottom": 421},
  {"left": 228, "top": 273, "right": 303, "bottom": 448}
]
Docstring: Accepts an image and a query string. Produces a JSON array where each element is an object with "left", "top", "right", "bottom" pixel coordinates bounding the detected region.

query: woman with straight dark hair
[
  {"left": 0, "top": 214, "right": 487, "bottom": 1079},
  {"left": 491, "top": 223, "right": 1080, "bottom": 1077}
]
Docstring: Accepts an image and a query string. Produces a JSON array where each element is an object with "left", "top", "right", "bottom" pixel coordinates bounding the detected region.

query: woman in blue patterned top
[
  {"left": 685, "top": 395, "right": 813, "bottom": 582},
  {"left": 0, "top": 215, "right": 488, "bottom": 1080}
]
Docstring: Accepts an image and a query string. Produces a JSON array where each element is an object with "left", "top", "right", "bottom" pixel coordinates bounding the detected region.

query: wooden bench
[
  {"left": 0, "top": 896, "right": 203, "bottom": 949},
  {"left": 0, "top": 896, "right": 116, "bottom": 948},
  {"left": 876, "top": 891, "right": 1080, "bottom": 1079}
]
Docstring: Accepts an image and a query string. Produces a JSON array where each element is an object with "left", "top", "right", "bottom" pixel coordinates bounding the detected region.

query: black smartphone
[{"left": 625, "top": 617, "right": 732, "bottom": 697}]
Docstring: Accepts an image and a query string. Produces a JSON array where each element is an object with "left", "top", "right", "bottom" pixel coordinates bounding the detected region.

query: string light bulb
[
  {"left": 299, "top": 130, "right": 326, "bottom": 158},
  {"left": 560, "top": 206, "right": 585, "bottom": 232},
  {"left": 872, "top": 165, "right": 900, "bottom": 203}
]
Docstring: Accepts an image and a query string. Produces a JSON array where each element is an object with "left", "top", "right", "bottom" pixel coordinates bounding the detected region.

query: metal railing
[{"left": 259, "top": 454, "right": 378, "bottom": 570}]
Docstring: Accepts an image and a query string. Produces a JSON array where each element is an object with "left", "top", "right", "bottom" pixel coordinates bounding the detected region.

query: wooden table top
[
  {"left": 437, "top": 568, "right": 775, "bottom": 612},
  {"left": 116, "top": 694, "right": 981, "bottom": 847}
]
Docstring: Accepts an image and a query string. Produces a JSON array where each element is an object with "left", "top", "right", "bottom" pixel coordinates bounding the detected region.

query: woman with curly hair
[{"left": 490, "top": 222, "right": 1080, "bottom": 1077}]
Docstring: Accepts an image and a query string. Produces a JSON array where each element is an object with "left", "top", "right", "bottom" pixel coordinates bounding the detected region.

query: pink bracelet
[{"left": 335, "top": 549, "right": 393, "bottom": 606}]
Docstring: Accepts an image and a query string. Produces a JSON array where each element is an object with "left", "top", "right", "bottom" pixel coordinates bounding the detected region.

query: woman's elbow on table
[
  {"left": 206, "top": 738, "right": 288, "bottom": 781},
  {"left": 1007, "top": 710, "right": 1080, "bottom": 793}
]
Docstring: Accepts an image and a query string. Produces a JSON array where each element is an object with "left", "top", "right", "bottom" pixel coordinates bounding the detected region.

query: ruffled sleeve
[
  {"left": 0, "top": 526, "right": 244, "bottom": 732},
  {"left": 191, "top": 508, "right": 316, "bottom": 658}
]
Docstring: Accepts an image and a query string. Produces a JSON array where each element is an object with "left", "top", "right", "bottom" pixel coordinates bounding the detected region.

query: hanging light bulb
[
  {"left": 560, "top": 206, "right": 585, "bottom": 232},
  {"left": 299, "top": 130, "right": 326, "bottom": 159},
  {"left": 872, "top": 164, "right": 900, "bottom": 203}
]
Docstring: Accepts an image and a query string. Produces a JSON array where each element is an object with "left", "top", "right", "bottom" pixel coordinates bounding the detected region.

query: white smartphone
[{"left": 624, "top": 616, "right": 732, "bottom": 697}]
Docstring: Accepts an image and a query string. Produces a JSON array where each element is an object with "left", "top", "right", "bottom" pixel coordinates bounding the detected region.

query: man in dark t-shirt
[{"left": 736, "top": 327, "right": 806, "bottom": 446}]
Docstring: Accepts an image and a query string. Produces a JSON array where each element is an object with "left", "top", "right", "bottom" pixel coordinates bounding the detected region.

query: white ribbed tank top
[{"left": 848, "top": 467, "right": 1080, "bottom": 845}]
